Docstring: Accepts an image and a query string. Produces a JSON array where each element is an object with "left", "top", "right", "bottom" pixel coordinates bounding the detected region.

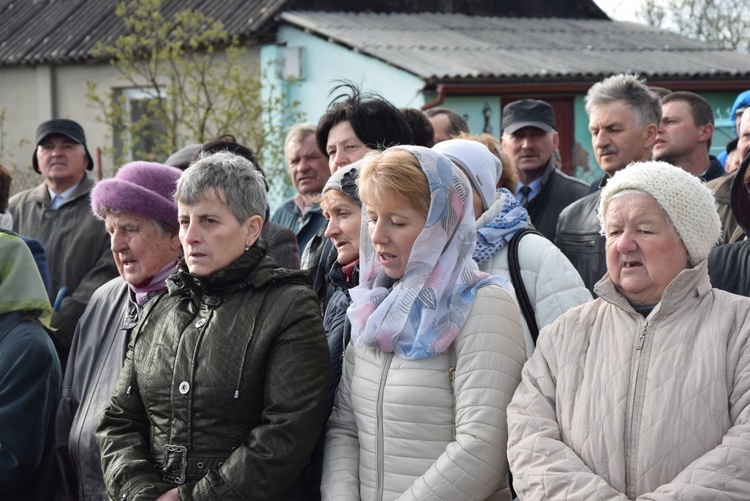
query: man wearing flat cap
[
  {"left": 501, "top": 99, "right": 588, "bottom": 242},
  {"left": 8, "top": 119, "right": 117, "bottom": 371}
]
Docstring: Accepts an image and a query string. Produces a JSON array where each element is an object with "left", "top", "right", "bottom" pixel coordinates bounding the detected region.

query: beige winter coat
[
  {"left": 507, "top": 261, "right": 750, "bottom": 500},
  {"left": 321, "top": 285, "right": 526, "bottom": 501}
]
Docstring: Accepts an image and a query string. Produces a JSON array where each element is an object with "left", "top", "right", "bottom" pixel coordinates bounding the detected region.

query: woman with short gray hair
[{"left": 98, "top": 151, "right": 329, "bottom": 500}]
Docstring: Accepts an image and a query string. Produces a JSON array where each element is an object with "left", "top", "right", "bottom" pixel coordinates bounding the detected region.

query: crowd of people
[{"left": 0, "top": 73, "right": 749, "bottom": 500}]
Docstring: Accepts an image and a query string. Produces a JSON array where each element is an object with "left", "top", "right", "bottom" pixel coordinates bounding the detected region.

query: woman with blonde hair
[{"left": 321, "top": 146, "right": 526, "bottom": 500}]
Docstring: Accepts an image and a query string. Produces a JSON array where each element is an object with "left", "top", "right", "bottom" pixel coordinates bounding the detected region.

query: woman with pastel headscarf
[{"left": 320, "top": 146, "right": 526, "bottom": 500}]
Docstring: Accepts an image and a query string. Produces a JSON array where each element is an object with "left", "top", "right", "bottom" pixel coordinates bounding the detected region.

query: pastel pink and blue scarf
[{"left": 348, "top": 146, "right": 512, "bottom": 360}]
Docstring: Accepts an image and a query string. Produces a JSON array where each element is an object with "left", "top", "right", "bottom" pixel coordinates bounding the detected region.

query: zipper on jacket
[
  {"left": 635, "top": 321, "right": 648, "bottom": 350},
  {"left": 626, "top": 319, "right": 649, "bottom": 497},
  {"left": 376, "top": 352, "right": 394, "bottom": 501},
  {"left": 234, "top": 319, "right": 257, "bottom": 399}
]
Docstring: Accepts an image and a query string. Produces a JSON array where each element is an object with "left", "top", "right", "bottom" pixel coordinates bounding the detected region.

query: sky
[{"left": 593, "top": 0, "right": 644, "bottom": 22}]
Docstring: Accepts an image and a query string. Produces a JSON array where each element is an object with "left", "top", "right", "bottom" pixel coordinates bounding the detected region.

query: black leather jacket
[
  {"left": 97, "top": 243, "right": 329, "bottom": 500},
  {"left": 555, "top": 190, "right": 607, "bottom": 294}
]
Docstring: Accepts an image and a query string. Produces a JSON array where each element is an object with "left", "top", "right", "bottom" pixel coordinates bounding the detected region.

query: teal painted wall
[
  {"left": 434, "top": 96, "right": 503, "bottom": 137},
  {"left": 262, "top": 27, "right": 426, "bottom": 129}
]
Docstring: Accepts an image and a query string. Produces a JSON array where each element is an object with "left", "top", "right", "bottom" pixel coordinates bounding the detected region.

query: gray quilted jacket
[{"left": 507, "top": 260, "right": 750, "bottom": 499}]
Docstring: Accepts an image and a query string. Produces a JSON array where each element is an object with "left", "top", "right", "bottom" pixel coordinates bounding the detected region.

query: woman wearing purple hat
[{"left": 55, "top": 161, "right": 183, "bottom": 501}]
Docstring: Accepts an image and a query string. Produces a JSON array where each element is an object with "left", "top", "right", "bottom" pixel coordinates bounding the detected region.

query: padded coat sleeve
[{"left": 637, "top": 327, "right": 750, "bottom": 500}]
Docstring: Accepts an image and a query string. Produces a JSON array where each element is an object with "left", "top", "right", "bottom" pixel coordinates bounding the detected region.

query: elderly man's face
[
  {"left": 604, "top": 193, "right": 689, "bottom": 306},
  {"left": 36, "top": 134, "right": 89, "bottom": 192},
  {"left": 106, "top": 213, "right": 181, "bottom": 286},
  {"left": 589, "top": 101, "right": 657, "bottom": 175},
  {"left": 502, "top": 126, "right": 559, "bottom": 181},
  {"left": 285, "top": 134, "right": 330, "bottom": 195}
]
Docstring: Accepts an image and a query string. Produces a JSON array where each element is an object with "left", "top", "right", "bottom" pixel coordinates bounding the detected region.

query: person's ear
[{"left": 244, "top": 215, "right": 263, "bottom": 248}]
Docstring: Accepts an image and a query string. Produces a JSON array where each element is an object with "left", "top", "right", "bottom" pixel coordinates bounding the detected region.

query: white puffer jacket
[
  {"left": 321, "top": 285, "right": 526, "bottom": 501},
  {"left": 507, "top": 261, "right": 750, "bottom": 500},
  {"left": 476, "top": 196, "right": 592, "bottom": 356}
]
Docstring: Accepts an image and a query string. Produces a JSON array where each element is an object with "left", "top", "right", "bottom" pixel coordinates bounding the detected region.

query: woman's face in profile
[
  {"left": 365, "top": 192, "right": 426, "bottom": 280},
  {"left": 323, "top": 190, "right": 362, "bottom": 266},
  {"left": 178, "top": 189, "right": 253, "bottom": 276}
]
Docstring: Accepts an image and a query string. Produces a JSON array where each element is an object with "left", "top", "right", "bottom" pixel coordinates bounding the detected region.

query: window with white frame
[{"left": 115, "top": 87, "right": 168, "bottom": 162}]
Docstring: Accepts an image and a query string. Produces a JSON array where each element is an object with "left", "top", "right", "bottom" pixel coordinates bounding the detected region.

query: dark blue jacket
[{"left": 0, "top": 311, "right": 62, "bottom": 500}]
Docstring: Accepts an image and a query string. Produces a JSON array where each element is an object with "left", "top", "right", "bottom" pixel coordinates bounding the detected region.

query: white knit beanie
[
  {"left": 432, "top": 139, "right": 502, "bottom": 212},
  {"left": 599, "top": 161, "right": 721, "bottom": 266}
]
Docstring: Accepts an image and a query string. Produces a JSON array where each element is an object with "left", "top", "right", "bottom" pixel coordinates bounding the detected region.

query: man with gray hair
[
  {"left": 271, "top": 123, "right": 330, "bottom": 254},
  {"left": 556, "top": 74, "right": 661, "bottom": 292}
]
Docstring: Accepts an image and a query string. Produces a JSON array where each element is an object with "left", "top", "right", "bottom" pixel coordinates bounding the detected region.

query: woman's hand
[{"left": 155, "top": 487, "right": 179, "bottom": 501}]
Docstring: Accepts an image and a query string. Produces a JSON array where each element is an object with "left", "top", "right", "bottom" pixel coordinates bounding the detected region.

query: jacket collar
[
  {"left": 594, "top": 260, "right": 712, "bottom": 316},
  {"left": 168, "top": 239, "right": 309, "bottom": 298},
  {"left": 29, "top": 174, "right": 94, "bottom": 205}
]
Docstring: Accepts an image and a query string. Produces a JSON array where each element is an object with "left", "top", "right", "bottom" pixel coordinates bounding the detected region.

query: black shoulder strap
[{"left": 508, "top": 228, "right": 542, "bottom": 344}]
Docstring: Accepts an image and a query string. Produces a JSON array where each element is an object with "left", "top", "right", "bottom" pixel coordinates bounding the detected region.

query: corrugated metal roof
[
  {"left": 280, "top": 11, "right": 750, "bottom": 81},
  {"left": 0, "top": 0, "right": 286, "bottom": 66}
]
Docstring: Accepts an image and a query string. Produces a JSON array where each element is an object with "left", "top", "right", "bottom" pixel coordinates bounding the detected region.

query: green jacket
[{"left": 97, "top": 243, "right": 329, "bottom": 500}]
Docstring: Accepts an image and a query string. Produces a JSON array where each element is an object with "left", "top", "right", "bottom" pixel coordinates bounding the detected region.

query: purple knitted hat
[{"left": 91, "top": 161, "right": 182, "bottom": 230}]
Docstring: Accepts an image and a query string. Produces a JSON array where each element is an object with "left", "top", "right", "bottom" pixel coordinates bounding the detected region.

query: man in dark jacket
[
  {"left": 501, "top": 99, "right": 588, "bottom": 242},
  {"left": 654, "top": 91, "right": 725, "bottom": 182},
  {"left": 556, "top": 74, "right": 661, "bottom": 293},
  {"left": 709, "top": 108, "right": 750, "bottom": 245},
  {"left": 709, "top": 150, "right": 750, "bottom": 296},
  {"left": 8, "top": 119, "right": 118, "bottom": 370}
]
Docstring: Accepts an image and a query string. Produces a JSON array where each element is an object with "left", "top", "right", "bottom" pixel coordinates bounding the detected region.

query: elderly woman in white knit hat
[
  {"left": 507, "top": 161, "right": 750, "bottom": 500},
  {"left": 55, "top": 161, "right": 183, "bottom": 501},
  {"left": 434, "top": 138, "right": 591, "bottom": 356}
]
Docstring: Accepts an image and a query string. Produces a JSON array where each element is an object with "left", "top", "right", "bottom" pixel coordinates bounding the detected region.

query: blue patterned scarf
[{"left": 473, "top": 189, "right": 529, "bottom": 265}]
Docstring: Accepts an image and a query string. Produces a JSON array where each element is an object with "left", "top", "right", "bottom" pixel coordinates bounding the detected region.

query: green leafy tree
[
  {"left": 87, "top": 0, "right": 303, "bottom": 198},
  {"left": 639, "top": 0, "right": 750, "bottom": 52}
]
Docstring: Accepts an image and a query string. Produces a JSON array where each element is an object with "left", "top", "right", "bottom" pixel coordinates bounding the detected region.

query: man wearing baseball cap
[
  {"left": 8, "top": 119, "right": 117, "bottom": 371},
  {"left": 501, "top": 99, "right": 588, "bottom": 241}
]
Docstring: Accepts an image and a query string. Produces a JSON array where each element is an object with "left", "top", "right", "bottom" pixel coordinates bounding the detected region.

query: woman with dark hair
[
  {"left": 306, "top": 83, "right": 413, "bottom": 306},
  {"left": 315, "top": 81, "right": 413, "bottom": 173},
  {"left": 400, "top": 107, "right": 435, "bottom": 148}
]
